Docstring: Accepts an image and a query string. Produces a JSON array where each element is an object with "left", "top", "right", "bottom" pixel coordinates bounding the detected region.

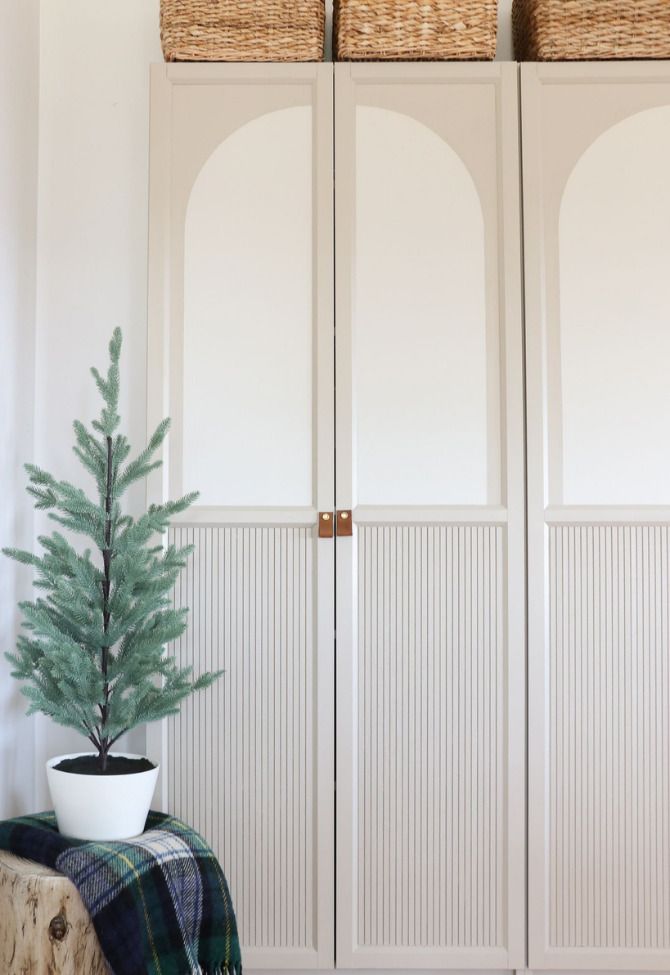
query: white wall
[
  {"left": 0, "top": 0, "right": 40, "bottom": 818},
  {"left": 33, "top": 0, "right": 162, "bottom": 804},
  {"left": 497, "top": 0, "right": 514, "bottom": 61}
]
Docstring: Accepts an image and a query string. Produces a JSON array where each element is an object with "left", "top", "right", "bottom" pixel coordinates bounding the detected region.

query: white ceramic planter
[{"left": 46, "top": 752, "right": 159, "bottom": 841}]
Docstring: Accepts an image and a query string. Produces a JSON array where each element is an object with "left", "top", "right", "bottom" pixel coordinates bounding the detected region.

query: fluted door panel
[
  {"left": 356, "top": 524, "right": 505, "bottom": 950},
  {"left": 548, "top": 525, "right": 670, "bottom": 952},
  {"left": 168, "top": 525, "right": 316, "bottom": 952}
]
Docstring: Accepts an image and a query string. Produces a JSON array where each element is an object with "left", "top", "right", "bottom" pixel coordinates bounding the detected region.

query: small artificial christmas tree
[{"left": 3, "top": 329, "right": 220, "bottom": 772}]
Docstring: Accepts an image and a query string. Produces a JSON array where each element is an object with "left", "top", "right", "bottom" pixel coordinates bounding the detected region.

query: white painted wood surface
[
  {"left": 354, "top": 524, "right": 505, "bottom": 947},
  {"left": 147, "top": 63, "right": 334, "bottom": 970},
  {"left": 548, "top": 525, "right": 670, "bottom": 951},
  {"left": 182, "top": 105, "right": 314, "bottom": 507},
  {"left": 523, "top": 62, "right": 670, "bottom": 972},
  {"left": 146, "top": 61, "right": 670, "bottom": 973},
  {"left": 334, "top": 63, "right": 526, "bottom": 970},
  {"left": 352, "top": 101, "right": 491, "bottom": 506},
  {"left": 168, "top": 525, "right": 318, "bottom": 958}
]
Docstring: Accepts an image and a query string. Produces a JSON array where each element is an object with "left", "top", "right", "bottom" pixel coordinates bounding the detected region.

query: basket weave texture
[
  {"left": 160, "top": 0, "right": 325, "bottom": 61},
  {"left": 513, "top": 0, "right": 670, "bottom": 60},
  {"left": 334, "top": 0, "right": 498, "bottom": 60}
]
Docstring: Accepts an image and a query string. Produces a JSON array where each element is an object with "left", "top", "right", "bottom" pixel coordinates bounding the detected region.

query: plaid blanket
[{"left": 0, "top": 810, "right": 242, "bottom": 975}]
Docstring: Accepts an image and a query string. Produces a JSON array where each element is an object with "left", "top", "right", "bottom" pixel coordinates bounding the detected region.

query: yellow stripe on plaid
[{"left": 112, "top": 848, "right": 164, "bottom": 974}]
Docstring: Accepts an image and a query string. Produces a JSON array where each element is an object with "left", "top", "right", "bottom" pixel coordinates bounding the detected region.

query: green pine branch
[{"left": 3, "top": 328, "right": 222, "bottom": 772}]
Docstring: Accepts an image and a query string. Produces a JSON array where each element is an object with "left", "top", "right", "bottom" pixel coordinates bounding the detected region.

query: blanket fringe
[{"left": 194, "top": 966, "right": 242, "bottom": 975}]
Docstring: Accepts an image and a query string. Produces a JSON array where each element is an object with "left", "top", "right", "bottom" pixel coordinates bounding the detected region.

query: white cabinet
[
  {"left": 147, "top": 64, "right": 335, "bottom": 970},
  {"left": 148, "top": 61, "right": 525, "bottom": 971},
  {"left": 523, "top": 63, "right": 670, "bottom": 971},
  {"left": 334, "top": 63, "right": 526, "bottom": 969},
  {"left": 148, "top": 60, "right": 670, "bottom": 974}
]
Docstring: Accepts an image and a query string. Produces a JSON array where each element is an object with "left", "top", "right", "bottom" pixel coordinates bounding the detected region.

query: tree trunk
[{"left": 0, "top": 851, "right": 108, "bottom": 974}]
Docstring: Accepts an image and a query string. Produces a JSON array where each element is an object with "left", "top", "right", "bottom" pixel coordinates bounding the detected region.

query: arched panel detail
[
  {"left": 182, "top": 105, "right": 314, "bottom": 507},
  {"left": 558, "top": 106, "right": 670, "bottom": 505},
  {"left": 183, "top": 105, "right": 310, "bottom": 219},
  {"left": 354, "top": 105, "right": 495, "bottom": 506}
]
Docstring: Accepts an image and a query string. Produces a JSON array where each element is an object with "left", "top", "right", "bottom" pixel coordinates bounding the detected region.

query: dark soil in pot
[{"left": 53, "top": 755, "right": 156, "bottom": 776}]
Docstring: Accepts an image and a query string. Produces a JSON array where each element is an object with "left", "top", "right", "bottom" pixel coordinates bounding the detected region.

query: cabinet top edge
[
  {"left": 338, "top": 61, "right": 513, "bottom": 80},
  {"left": 522, "top": 59, "right": 670, "bottom": 83},
  {"left": 156, "top": 62, "right": 330, "bottom": 85},
  {"left": 153, "top": 60, "right": 670, "bottom": 87},
  {"left": 153, "top": 61, "right": 519, "bottom": 83}
]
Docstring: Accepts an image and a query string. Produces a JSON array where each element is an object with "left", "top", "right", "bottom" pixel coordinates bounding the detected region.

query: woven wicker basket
[
  {"left": 160, "top": 0, "right": 325, "bottom": 62},
  {"left": 513, "top": 0, "right": 670, "bottom": 60},
  {"left": 334, "top": 0, "right": 498, "bottom": 60}
]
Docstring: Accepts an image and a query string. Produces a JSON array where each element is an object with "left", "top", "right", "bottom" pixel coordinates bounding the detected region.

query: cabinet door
[
  {"left": 147, "top": 64, "right": 334, "bottom": 969},
  {"left": 335, "top": 63, "right": 525, "bottom": 969},
  {"left": 523, "top": 63, "right": 670, "bottom": 971}
]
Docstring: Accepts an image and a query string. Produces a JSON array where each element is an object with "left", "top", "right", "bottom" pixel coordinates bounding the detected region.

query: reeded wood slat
[
  {"left": 167, "top": 525, "right": 315, "bottom": 953},
  {"left": 356, "top": 524, "right": 505, "bottom": 949},
  {"left": 548, "top": 524, "right": 670, "bottom": 950}
]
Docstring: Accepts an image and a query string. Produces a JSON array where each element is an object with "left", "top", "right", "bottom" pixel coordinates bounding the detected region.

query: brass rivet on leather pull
[
  {"left": 318, "top": 512, "right": 334, "bottom": 539},
  {"left": 49, "top": 914, "right": 68, "bottom": 942}
]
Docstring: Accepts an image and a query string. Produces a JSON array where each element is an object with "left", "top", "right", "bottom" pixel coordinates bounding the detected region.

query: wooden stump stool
[{"left": 0, "top": 850, "right": 108, "bottom": 974}]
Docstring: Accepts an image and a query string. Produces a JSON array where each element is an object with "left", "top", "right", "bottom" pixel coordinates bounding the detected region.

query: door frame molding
[
  {"left": 523, "top": 61, "right": 670, "bottom": 972},
  {"left": 334, "top": 62, "right": 526, "bottom": 970},
  {"left": 146, "top": 62, "right": 335, "bottom": 970}
]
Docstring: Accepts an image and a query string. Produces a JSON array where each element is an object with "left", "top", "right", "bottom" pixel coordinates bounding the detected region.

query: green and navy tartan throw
[{"left": 0, "top": 810, "right": 242, "bottom": 975}]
